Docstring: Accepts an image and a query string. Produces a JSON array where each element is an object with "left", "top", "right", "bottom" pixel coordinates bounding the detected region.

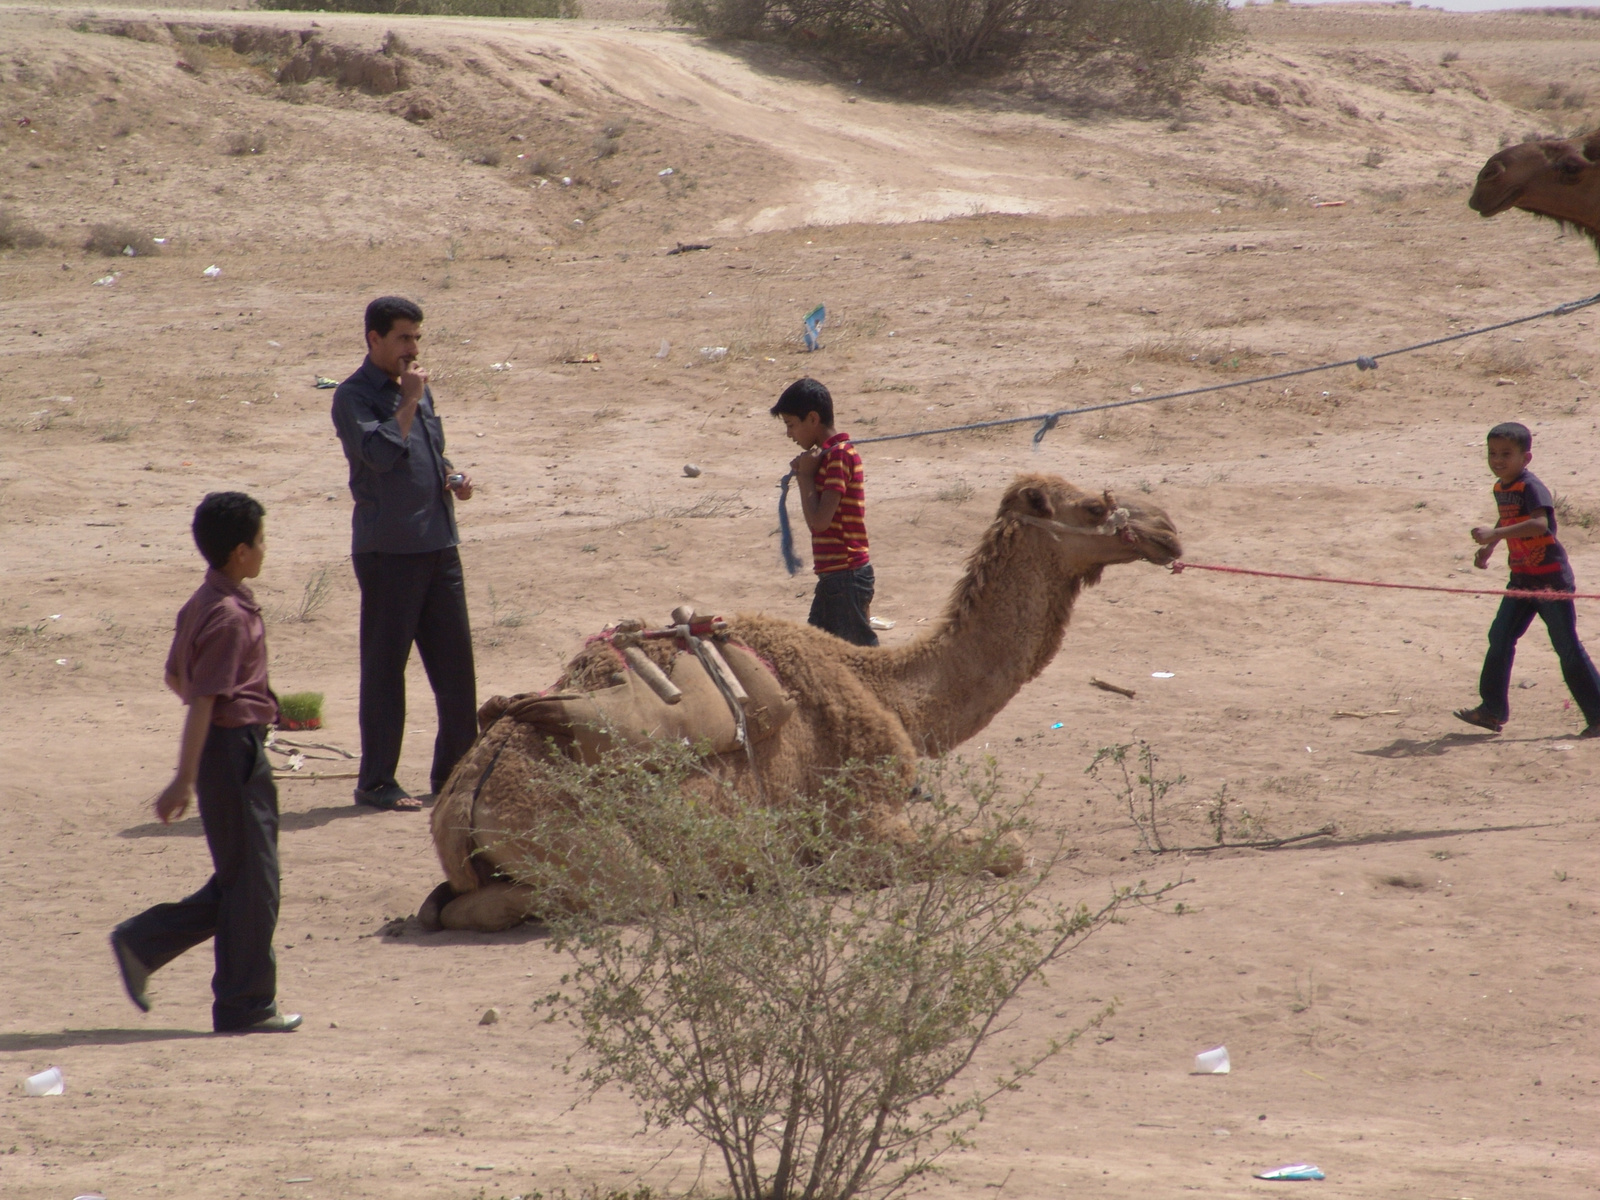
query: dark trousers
[
  {"left": 115, "top": 725, "right": 280, "bottom": 1032},
  {"left": 1479, "top": 594, "right": 1600, "bottom": 726},
  {"left": 352, "top": 546, "right": 477, "bottom": 794},
  {"left": 809, "top": 563, "right": 878, "bottom": 647}
]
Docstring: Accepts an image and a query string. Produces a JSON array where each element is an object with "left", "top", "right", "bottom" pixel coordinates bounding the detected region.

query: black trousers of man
[
  {"left": 114, "top": 724, "right": 281, "bottom": 1032},
  {"left": 352, "top": 546, "right": 478, "bottom": 795}
]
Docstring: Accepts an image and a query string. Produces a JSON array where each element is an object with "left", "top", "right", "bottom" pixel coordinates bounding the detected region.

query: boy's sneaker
[{"left": 1453, "top": 706, "right": 1504, "bottom": 734}]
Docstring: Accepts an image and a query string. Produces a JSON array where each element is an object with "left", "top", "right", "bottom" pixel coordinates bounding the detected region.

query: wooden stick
[
  {"left": 699, "top": 640, "right": 750, "bottom": 704},
  {"left": 274, "top": 770, "right": 360, "bottom": 781},
  {"left": 1332, "top": 710, "right": 1400, "bottom": 719},
  {"left": 622, "top": 644, "right": 683, "bottom": 704},
  {"left": 1089, "top": 676, "right": 1137, "bottom": 699}
]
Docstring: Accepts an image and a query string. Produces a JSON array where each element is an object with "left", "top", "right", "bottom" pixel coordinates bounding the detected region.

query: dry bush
[
  {"left": 669, "top": 0, "right": 1229, "bottom": 71},
  {"left": 1125, "top": 332, "right": 1226, "bottom": 365},
  {"left": 0, "top": 209, "right": 48, "bottom": 250},
  {"left": 1469, "top": 343, "right": 1537, "bottom": 378},
  {"left": 84, "top": 224, "right": 158, "bottom": 257},
  {"left": 535, "top": 743, "right": 1181, "bottom": 1200},
  {"left": 1555, "top": 493, "right": 1600, "bottom": 532},
  {"left": 262, "top": 0, "right": 579, "bottom": 13},
  {"left": 224, "top": 130, "right": 267, "bottom": 156},
  {"left": 466, "top": 147, "right": 503, "bottom": 166}
]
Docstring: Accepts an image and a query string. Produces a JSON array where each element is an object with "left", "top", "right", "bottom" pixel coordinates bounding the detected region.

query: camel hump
[{"left": 504, "top": 648, "right": 794, "bottom": 761}]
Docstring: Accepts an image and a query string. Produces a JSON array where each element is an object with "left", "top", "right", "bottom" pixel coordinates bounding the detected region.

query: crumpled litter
[
  {"left": 202, "top": 265, "right": 221, "bottom": 278},
  {"left": 314, "top": 377, "right": 339, "bottom": 389}
]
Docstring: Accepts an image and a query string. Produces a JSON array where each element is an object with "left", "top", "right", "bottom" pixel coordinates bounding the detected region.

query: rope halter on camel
[{"left": 1009, "top": 496, "right": 1137, "bottom": 546}]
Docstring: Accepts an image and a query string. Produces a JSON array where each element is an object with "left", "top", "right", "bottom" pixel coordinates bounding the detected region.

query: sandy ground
[{"left": 5, "top": 3, "right": 1600, "bottom": 1198}]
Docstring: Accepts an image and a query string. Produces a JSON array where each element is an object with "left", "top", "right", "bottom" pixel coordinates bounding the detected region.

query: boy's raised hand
[
  {"left": 1470, "top": 525, "right": 1498, "bottom": 546},
  {"left": 790, "top": 446, "right": 821, "bottom": 479}
]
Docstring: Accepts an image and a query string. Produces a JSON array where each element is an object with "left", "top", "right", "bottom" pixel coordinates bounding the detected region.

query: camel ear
[{"left": 1019, "top": 486, "right": 1054, "bottom": 519}]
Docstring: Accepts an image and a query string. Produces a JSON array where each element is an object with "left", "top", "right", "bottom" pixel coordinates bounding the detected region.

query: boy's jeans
[
  {"left": 809, "top": 563, "right": 878, "bottom": 647},
  {"left": 1479, "top": 594, "right": 1600, "bottom": 726}
]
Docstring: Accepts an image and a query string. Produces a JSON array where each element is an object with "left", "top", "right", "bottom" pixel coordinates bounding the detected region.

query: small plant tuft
[{"left": 277, "top": 691, "right": 324, "bottom": 723}]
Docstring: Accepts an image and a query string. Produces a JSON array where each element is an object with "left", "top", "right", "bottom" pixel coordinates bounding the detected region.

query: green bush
[
  {"left": 277, "top": 691, "right": 325, "bottom": 722},
  {"left": 259, "top": 0, "right": 580, "bottom": 16},
  {"left": 532, "top": 743, "right": 1181, "bottom": 1200},
  {"left": 667, "top": 0, "right": 1229, "bottom": 70}
]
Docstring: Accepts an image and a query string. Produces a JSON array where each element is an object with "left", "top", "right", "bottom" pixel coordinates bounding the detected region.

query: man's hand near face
[{"left": 396, "top": 360, "right": 428, "bottom": 438}]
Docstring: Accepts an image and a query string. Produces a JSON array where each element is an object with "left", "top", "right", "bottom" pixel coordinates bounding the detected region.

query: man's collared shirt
[{"left": 331, "top": 356, "right": 459, "bottom": 555}]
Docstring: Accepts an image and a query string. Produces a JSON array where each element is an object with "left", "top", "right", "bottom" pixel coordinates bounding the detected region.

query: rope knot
[{"left": 1356, "top": 356, "right": 1378, "bottom": 371}]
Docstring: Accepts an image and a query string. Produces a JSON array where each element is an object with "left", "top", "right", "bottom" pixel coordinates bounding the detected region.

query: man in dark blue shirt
[{"left": 332, "top": 296, "right": 478, "bottom": 811}]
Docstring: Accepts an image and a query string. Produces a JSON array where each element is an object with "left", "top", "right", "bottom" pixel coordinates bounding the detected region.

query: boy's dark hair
[
  {"left": 770, "top": 377, "right": 833, "bottom": 427},
  {"left": 365, "top": 295, "right": 424, "bottom": 338},
  {"left": 193, "top": 492, "right": 265, "bottom": 570},
  {"left": 1488, "top": 421, "right": 1533, "bottom": 452}
]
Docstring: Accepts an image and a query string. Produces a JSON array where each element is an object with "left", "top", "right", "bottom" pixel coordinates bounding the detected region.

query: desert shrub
[
  {"left": 467, "top": 146, "right": 503, "bottom": 166},
  {"left": 669, "top": 0, "right": 1229, "bottom": 70},
  {"left": 0, "top": 209, "right": 47, "bottom": 249},
  {"left": 260, "top": 0, "right": 580, "bottom": 16},
  {"left": 84, "top": 224, "right": 158, "bottom": 257},
  {"left": 534, "top": 743, "right": 1178, "bottom": 1200},
  {"left": 224, "top": 129, "right": 268, "bottom": 155}
]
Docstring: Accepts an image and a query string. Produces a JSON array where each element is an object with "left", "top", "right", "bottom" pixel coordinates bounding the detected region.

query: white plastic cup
[
  {"left": 24, "top": 1066, "right": 64, "bottom": 1096},
  {"left": 1193, "top": 1046, "right": 1231, "bottom": 1075}
]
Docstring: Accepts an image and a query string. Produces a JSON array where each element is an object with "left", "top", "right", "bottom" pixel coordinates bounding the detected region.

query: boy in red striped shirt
[{"left": 772, "top": 378, "right": 878, "bottom": 646}]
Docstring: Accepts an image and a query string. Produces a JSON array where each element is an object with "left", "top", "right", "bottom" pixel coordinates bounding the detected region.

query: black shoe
[
  {"left": 353, "top": 784, "right": 422, "bottom": 812},
  {"left": 1580, "top": 724, "right": 1600, "bottom": 739},
  {"left": 1453, "top": 706, "right": 1504, "bottom": 734},
  {"left": 110, "top": 932, "right": 151, "bottom": 1013},
  {"left": 231, "top": 1012, "right": 302, "bottom": 1034}
]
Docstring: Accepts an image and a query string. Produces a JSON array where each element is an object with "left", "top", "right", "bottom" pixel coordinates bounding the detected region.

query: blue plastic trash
[
  {"left": 803, "top": 305, "right": 825, "bottom": 351},
  {"left": 1254, "top": 1164, "right": 1325, "bottom": 1181}
]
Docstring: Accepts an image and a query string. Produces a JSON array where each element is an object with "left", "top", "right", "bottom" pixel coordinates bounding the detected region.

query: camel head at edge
[
  {"left": 997, "top": 473, "right": 1181, "bottom": 569},
  {"left": 1469, "top": 131, "right": 1600, "bottom": 253}
]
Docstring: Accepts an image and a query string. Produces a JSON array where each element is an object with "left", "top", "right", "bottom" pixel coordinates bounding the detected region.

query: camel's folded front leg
[{"left": 440, "top": 881, "right": 543, "bottom": 932}]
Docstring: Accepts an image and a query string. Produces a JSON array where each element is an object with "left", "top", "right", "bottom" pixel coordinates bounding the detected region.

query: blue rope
[
  {"left": 777, "top": 471, "right": 804, "bottom": 576},
  {"left": 847, "top": 289, "right": 1600, "bottom": 449},
  {"left": 771, "top": 288, "right": 1600, "bottom": 574}
]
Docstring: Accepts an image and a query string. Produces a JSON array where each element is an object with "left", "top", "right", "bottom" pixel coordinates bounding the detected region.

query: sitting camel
[
  {"left": 420, "top": 472, "right": 1181, "bottom": 932},
  {"left": 1469, "top": 131, "right": 1600, "bottom": 251}
]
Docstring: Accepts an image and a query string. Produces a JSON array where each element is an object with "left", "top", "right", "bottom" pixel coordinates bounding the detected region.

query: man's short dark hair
[
  {"left": 770, "top": 377, "right": 833, "bottom": 426},
  {"left": 193, "top": 491, "right": 265, "bottom": 570},
  {"left": 365, "top": 295, "right": 425, "bottom": 338},
  {"left": 1488, "top": 421, "right": 1533, "bottom": 452}
]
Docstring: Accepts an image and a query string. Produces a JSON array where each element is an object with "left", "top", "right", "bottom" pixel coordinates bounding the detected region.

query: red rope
[{"left": 1171, "top": 561, "right": 1600, "bottom": 602}]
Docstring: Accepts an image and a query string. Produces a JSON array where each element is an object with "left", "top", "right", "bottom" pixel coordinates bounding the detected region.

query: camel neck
[{"left": 868, "top": 523, "right": 1088, "bottom": 756}]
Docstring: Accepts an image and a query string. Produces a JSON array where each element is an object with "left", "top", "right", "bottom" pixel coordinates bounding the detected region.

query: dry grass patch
[
  {"left": 83, "top": 224, "right": 158, "bottom": 257},
  {"left": 223, "top": 130, "right": 268, "bottom": 156},
  {"left": 0, "top": 209, "right": 48, "bottom": 250}
]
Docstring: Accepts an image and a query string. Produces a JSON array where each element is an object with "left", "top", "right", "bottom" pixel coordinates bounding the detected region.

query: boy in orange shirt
[{"left": 1455, "top": 422, "right": 1600, "bottom": 737}]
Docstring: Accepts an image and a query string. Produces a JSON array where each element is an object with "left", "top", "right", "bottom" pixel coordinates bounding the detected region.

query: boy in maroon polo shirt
[
  {"left": 771, "top": 377, "right": 878, "bottom": 647},
  {"left": 1455, "top": 422, "right": 1600, "bottom": 737},
  {"left": 110, "top": 492, "right": 301, "bottom": 1033}
]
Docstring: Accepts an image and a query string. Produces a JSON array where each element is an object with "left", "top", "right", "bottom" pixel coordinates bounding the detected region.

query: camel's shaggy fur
[
  {"left": 421, "top": 473, "right": 1181, "bottom": 932},
  {"left": 1470, "top": 131, "right": 1600, "bottom": 257}
]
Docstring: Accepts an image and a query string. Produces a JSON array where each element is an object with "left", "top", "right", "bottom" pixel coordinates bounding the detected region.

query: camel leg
[
  {"left": 416, "top": 880, "right": 458, "bottom": 933},
  {"left": 439, "top": 880, "right": 542, "bottom": 932}
]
